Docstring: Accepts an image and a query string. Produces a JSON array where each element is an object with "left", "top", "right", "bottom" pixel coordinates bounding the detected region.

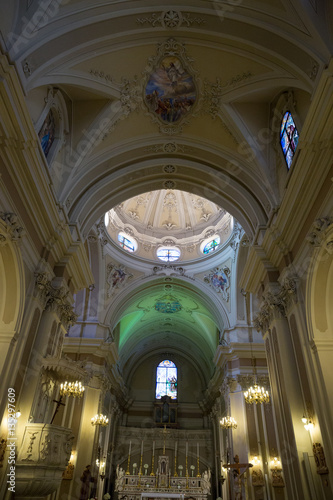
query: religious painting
[
  {"left": 204, "top": 266, "right": 230, "bottom": 301},
  {"left": 106, "top": 263, "right": 132, "bottom": 297},
  {"left": 145, "top": 55, "right": 196, "bottom": 124},
  {"left": 155, "top": 294, "right": 182, "bottom": 313},
  {"left": 38, "top": 109, "right": 56, "bottom": 158}
]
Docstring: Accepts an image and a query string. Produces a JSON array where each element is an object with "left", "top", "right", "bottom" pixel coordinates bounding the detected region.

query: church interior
[{"left": 0, "top": 1, "right": 333, "bottom": 499}]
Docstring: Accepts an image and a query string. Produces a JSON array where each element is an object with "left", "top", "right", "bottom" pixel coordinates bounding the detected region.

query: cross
[
  {"left": 223, "top": 455, "right": 253, "bottom": 477},
  {"left": 162, "top": 425, "right": 170, "bottom": 454},
  {"left": 50, "top": 395, "right": 66, "bottom": 424}
]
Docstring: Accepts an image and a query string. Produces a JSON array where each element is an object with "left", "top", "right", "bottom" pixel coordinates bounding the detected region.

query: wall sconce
[
  {"left": 99, "top": 457, "right": 106, "bottom": 480},
  {"left": 301, "top": 415, "right": 314, "bottom": 431},
  {"left": 252, "top": 456, "right": 261, "bottom": 466},
  {"left": 270, "top": 457, "right": 281, "bottom": 469},
  {"left": 220, "top": 464, "right": 227, "bottom": 484}
]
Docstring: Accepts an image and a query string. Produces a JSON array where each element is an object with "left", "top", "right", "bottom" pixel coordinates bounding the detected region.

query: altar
[{"left": 115, "top": 454, "right": 211, "bottom": 500}]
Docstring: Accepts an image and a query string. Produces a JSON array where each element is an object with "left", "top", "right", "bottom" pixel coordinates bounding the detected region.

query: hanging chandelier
[
  {"left": 91, "top": 414, "right": 109, "bottom": 426},
  {"left": 60, "top": 381, "right": 85, "bottom": 398},
  {"left": 220, "top": 416, "right": 237, "bottom": 429},
  {"left": 244, "top": 384, "right": 269, "bottom": 404},
  {"left": 244, "top": 335, "right": 270, "bottom": 405}
]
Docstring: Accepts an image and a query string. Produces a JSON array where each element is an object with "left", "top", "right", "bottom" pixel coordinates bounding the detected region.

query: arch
[
  {"left": 0, "top": 218, "right": 25, "bottom": 421},
  {"left": 65, "top": 154, "right": 271, "bottom": 240}
]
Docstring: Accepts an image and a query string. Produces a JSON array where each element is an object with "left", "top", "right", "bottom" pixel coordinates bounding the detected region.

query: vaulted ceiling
[
  {"left": 3, "top": 0, "right": 331, "bottom": 239},
  {"left": 1, "top": 1, "right": 332, "bottom": 386}
]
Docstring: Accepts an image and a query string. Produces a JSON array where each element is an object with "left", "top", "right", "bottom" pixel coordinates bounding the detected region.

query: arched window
[
  {"left": 202, "top": 236, "right": 220, "bottom": 254},
  {"left": 118, "top": 232, "right": 137, "bottom": 252},
  {"left": 156, "top": 360, "right": 177, "bottom": 399},
  {"left": 157, "top": 247, "right": 180, "bottom": 262},
  {"left": 280, "top": 111, "right": 299, "bottom": 169}
]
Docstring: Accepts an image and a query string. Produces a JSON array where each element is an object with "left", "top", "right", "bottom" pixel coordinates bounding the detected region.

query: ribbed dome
[{"left": 105, "top": 190, "right": 233, "bottom": 262}]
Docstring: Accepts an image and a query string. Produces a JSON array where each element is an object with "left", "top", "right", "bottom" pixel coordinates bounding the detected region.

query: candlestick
[
  {"left": 126, "top": 440, "right": 131, "bottom": 475},
  {"left": 141, "top": 440, "right": 144, "bottom": 456},
  {"left": 150, "top": 441, "right": 155, "bottom": 476},
  {"left": 174, "top": 441, "right": 178, "bottom": 477},
  {"left": 175, "top": 441, "right": 178, "bottom": 457},
  {"left": 197, "top": 442, "right": 199, "bottom": 458},
  {"left": 186, "top": 441, "right": 188, "bottom": 456}
]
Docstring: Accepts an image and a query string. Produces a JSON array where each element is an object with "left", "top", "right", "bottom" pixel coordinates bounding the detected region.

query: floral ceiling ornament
[
  {"left": 204, "top": 266, "right": 231, "bottom": 301},
  {"left": 136, "top": 10, "right": 205, "bottom": 29},
  {"left": 106, "top": 263, "right": 133, "bottom": 297}
]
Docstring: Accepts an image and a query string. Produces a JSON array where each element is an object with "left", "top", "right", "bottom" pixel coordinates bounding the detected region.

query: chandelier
[
  {"left": 244, "top": 384, "right": 269, "bottom": 404},
  {"left": 244, "top": 333, "right": 270, "bottom": 405},
  {"left": 60, "top": 381, "right": 85, "bottom": 398},
  {"left": 220, "top": 416, "right": 237, "bottom": 429},
  {"left": 91, "top": 414, "right": 109, "bottom": 426}
]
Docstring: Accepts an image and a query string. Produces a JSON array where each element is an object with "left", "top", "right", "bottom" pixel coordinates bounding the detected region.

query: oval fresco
[{"left": 145, "top": 55, "right": 196, "bottom": 123}]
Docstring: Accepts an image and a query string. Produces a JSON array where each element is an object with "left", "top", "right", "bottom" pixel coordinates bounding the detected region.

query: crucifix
[
  {"left": 50, "top": 395, "right": 66, "bottom": 424},
  {"left": 223, "top": 455, "right": 253, "bottom": 500},
  {"left": 162, "top": 425, "right": 169, "bottom": 454}
]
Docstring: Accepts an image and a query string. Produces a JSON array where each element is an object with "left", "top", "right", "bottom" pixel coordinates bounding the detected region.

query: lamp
[
  {"left": 220, "top": 416, "right": 237, "bottom": 429},
  {"left": 60, "top": 381, "right": 85, "bottom": 398},
  {"left": 99, "top": 457, "right": 106, "bottom": 480},
  {"left": 91, "top": 414, "right": 109, "bottom": 426},
  {"left": 301, "top": 415, "right": 314, "bottom": 431},
  {"left": 244, "top": 333, "right": 269, "bottom": 405},
  {"left": 270, "top": 457, "right": 281, "bottom": 469}
]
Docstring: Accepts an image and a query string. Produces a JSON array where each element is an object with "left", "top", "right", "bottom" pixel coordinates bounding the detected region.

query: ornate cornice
[
  {"left": 0, "top": 212, "right": 25, "bottom": 241},
  {"left": 253, "top": 277, "right": 298, "bottom": 333},
  {"left": 34, "top": 273, "right": 78, "bottom": 329},
  {"left": 306, "top": 217, "right": 332, "bottom": 246}
]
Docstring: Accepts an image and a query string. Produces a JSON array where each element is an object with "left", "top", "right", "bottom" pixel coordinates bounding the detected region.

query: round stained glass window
[
  {"left": 157, "top": 247, "right": 180, "bottom": 262},
  {"left": 118, "top": 232, "right": 137, "bottom": 252},
  {"left": 202, "top": 236, "right": 220, "bottom": 255}
]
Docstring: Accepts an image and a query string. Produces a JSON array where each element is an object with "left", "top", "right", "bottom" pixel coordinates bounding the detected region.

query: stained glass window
[
  {"left": 118, "top": 232, "right": 137, "bottom": 252},
  {"left": 157, "top": 247, "right": 180, "bottom": 262},
  {"left": 203, "top": 236, "right": 220, "bottom": 254},
  {"left": 280, "top": 111, "right": 299, "bottom": 169},
  {"left": 156, "top": 360, "right": 177, "bottom": 400},
  {"left": 38, "top": 109, "right": 56, "bottom": 158}
]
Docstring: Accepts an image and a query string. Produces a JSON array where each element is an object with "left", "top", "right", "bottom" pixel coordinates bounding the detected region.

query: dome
[{"left": 105, "top": 190, "right": 233, "bottom": 262}]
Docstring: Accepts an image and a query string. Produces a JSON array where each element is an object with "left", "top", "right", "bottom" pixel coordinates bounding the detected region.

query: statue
[
  {"left": 313, "top": 443, "right": 329, "bottom": 474},
  {"left": 80, "top": 465, "right": 94, "bottom": 500},
  {"left": 202, "top": 467, "right": 211, "bottom": 494},
  {"left": 115, "top": 464, "right": 125, "bottom": 490}
]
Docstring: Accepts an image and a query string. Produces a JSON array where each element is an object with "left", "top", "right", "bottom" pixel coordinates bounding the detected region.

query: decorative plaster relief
[
  {"left": 34, "top": 273, "right": 77, "bottom": 328},
  {"left": 253, "top": 277, "right": 298, "bottom": 333},
  {"left": 307, "top": 216, "right": 332, "bottom": 246},
  {"left": 136, "top": 10, "right": 205, "bottom": 28},
  {"left": 0, "top": 212, "right": 25, "bottom": 240}
]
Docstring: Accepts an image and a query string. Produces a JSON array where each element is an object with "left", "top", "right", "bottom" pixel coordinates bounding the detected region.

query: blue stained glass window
[
  {"left": 157, "top": 247, "right": 180, "bottom": 262},
  {"left": 203, "top": 236, "right": 220, "bottom": 254},
  {"left": 156, "top": 360, "right": 177, "bottom": 399},
  {"left": 280, "top": 111, "right": 299, "bottom": 169},
  {"left": 118, "top": 233, "right": 136, "bottom": 252},
  {"left": 38, "top": 109, "right": 55, "bottom": 158}
]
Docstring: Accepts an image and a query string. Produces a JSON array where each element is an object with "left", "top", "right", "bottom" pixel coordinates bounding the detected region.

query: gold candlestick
[
  {"left": 196, "top": 456, "right": 200, "bottom": 477},
  {"left": 150, "top": 454, "right": 155, "bottom": 476},
  {"left": 186, "top": 455, "right": 189, "bottom": 489},
  {"left": 126, "top": 452, "right": 131, "bottom": 475},
  {"left": 174, "top": 455, "right": 178, "bottom": 476}
]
